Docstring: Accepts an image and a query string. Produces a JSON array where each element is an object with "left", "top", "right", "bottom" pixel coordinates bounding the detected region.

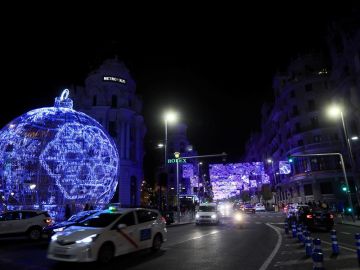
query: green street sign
[{"left": 167, "top": 158, "right": 187, "bottom": 164}]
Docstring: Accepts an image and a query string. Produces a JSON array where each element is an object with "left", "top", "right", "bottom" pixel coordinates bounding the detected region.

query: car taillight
[
  {"left": 329, "top": 214, "right": 334, "bottom": 219},
  {"left": 306, "top": 214, "right": 313, "bottom": 219},
  {"left": 160, "top": 216, "right": 167, "bottom": 223},
  {"left": 44, "top": 218, "right": 52, "bottom": 225}
]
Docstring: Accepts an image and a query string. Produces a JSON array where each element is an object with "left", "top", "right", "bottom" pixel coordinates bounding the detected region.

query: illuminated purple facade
[{"left": 209, "top": 163, "right": 269, "bottom": 201}]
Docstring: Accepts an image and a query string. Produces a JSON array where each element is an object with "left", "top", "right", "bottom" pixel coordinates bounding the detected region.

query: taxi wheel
[
  {"left": 151, "top": 234, "right": 162, "bottom": 252},
  {"left": 28, "top": 227, "right": 42, "bottom": 240},
  {"left": 98, "top": 244, "right": 114, "bottom": 264}
]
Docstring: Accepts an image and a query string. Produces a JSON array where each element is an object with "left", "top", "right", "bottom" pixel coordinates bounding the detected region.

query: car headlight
[
  {"left": 234, "top": 213, "right": 242, "bottom": 221},
  {"left": 75, "top": 234, "right": 98, "bottom": 244},
  {"left": 211, "top": 214, "right": 217, "bottom": 219},
  {"left": 53, "top": 227, "right": 65, "bottom": 232},
  {"left": 195, "top": 214, "right": 200, "bottom": 219}
]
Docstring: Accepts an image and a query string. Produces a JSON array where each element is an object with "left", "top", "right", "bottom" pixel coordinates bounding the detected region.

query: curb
[
  {"left": 167, "top": 221, "right": 194, "bottom": 227},
  {"left": 337, "top": 221, "right": 360, "bottom": 228}
]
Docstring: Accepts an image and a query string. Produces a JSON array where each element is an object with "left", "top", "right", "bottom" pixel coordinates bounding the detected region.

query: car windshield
[
  {"left": 198, "top": 206, "right": 216, "bottom": 212},
  {"left": 77, "top": 213, "right": 121, "bottom": 227}
]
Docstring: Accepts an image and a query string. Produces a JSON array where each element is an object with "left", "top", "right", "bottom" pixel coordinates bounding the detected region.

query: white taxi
[{"left": 47, "top": 208, "right": 167, "bottom": 263}]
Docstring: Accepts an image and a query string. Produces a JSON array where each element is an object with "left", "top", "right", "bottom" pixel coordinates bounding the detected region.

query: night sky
[{"left": 1, "top": 3, "right": 358, "bottom": 171}]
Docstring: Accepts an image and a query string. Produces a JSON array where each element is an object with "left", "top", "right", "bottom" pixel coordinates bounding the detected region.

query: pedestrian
[
  {"left": 355, "top": 203, "right": 360, "bottom": 220},
  {"left": 65, "top": 204, "right": 71, "bottom": 220}
]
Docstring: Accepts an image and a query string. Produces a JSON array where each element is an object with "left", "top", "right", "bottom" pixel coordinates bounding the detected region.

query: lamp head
[
  {"left": 327, "top": 105, "right": 342, "bottom": 119},
  {"left": 164, "top": 111, "right": 178, "bottom": 123}
]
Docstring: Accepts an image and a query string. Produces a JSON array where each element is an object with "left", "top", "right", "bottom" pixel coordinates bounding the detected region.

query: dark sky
[{"left": 1, "top": 3, "right": 359, "bottom": 166}]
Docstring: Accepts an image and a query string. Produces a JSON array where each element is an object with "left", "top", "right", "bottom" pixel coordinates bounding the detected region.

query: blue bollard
[
  {"left": 312, "top": 252, "right": 325, "bottom": 270},
  {"left": 284, "top": 221, "right": 289, "bottom": 235},
  {"left": 304, "top": 231, "right": 312, "bottom": 257},
  {"left": 297, "top": 224, "right": 303, "bottom": 242},
  {"left": 330, "top": 230, "right": 339, "bottom": 255},
  {"left": 302, "top": 225, "right": 308, "bottom": 246},
  {"left": 355, "top": 233, "right": 360, "bottom": 264},
  {"left": 292, "top": 222, "right": 297, "bottom": 238},
  {"left": 313, "top": 238, "right": 322, "bottom": 254}
]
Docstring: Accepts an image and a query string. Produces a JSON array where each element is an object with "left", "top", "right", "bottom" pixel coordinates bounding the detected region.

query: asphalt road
[{"left": 0, "top": 212, "right": 284, "bottom": 270}]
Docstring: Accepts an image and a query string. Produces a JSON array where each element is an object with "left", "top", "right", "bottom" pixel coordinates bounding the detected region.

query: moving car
[
  {"left": 47, "top": 208, "right": 167, "bottom": 263},
  {"left": 43, "top": 210, "right": 99, "bottom": 239},
  {"left": 195, "top": 203, "right": 219, "bottom": 225},
  {"left": 233, "top": 210, "right": 246, "bottom": 228},
  {"left": 297, "top": 207, "right": 334, "bottom": 231},
  {"left": 0, "top": 210, "right": 52, "bottom": 240}
]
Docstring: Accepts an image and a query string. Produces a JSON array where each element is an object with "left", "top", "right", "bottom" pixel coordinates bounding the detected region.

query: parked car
[
  {"left": 242, "top": 204, "right": 255, "bottom": 214},
  {"left": 47, "top": 208, "right": 167, "bottom": 263},
  {"left": 43, "top": 210, "right": 99, "bottom": 239},
  {"left": 255, "top": 203, "right": 266, "bottom": 212},
  {"left": 0, "top": 210, "right": 52, "bottom": 240}
]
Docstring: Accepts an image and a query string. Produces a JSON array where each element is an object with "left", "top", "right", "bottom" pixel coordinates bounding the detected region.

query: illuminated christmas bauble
[{"left": 0, "top": 90, "right": 119, "bottom": 218}]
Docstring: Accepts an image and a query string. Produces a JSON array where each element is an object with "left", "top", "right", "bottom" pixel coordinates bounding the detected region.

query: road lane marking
[
  {"left": 340, "top": 231, "right": 351, "bottom": 235},
  {"left": 274, "top": 254, "right": 357, "bottom": 266},
  {"left": 258, "top": 223, "right": 282, "bottom": 270},
  {"left": 321, "top": 240, "right": 356, "bottom": 252},
  {"left": 168, "top": 230, "right": 222, "bottom": 246}
]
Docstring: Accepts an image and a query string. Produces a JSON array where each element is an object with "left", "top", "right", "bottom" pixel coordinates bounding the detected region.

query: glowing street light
[
  {"left": 351, "top": 136, "right": 359, "bottom": 141},
  {"left": 162, "top": 110, "right": 178, "bottom": 210},
  {"left": 327, "top": 104, "right": 360, "bottom": 210}
]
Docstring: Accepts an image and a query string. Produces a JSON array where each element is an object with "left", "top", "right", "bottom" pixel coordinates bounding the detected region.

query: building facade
[
  {"left": 244, "top": 16, "right": 360, "bottom": 208},
  {"left": 75, "top": 58, "right": 146, "bottom": 207}
]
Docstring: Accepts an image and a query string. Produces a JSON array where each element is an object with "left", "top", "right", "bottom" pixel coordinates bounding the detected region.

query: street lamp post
[
  {"left": 328, "top": 105, "right": 360, "bottom": 209},
  {"left": 292, "top": 153, "right": 355, "bottom": 222},
  {"left": 197, "top": 162, "right": 203, "bottom": 203},
  {"left": 267, "top": 159, "right": 277, "bottom": 205},
  {"left": 163, "top": 111, "right": 178, "bottom": 209}
]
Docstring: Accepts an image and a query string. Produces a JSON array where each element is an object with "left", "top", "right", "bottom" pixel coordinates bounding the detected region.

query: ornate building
[
  {"left": 74, "top": 58, "right": 146, "bottom": 207},
  {"left": 244, "top": 13, "right": 360, "bottom": 208}
]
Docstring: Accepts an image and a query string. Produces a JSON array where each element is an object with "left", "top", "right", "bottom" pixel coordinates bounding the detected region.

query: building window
[
  {"left": 93, "top": 95, "right": 97, "bottom": 106},
  {"left": 304, "top": 184, "right": 313, "bottom": 195},
  {"left": 313, "top": 135, "right": 322, "bottom": 143},
  {"left": 320, "top": 182, "right": 333, "bottom": 194},
  {"left": 311, "top": 116, "right": 319, "bottom": 128},
  {"left": 297, "top": 139, "right": 304, "bottom": 146},
  {"left": 305, "top": 83, "right": 313, "bottom": 92},
  {"left": 109, "top": 121, "right": 117, "bottom": 137},
  {"left": 111, "top": 95, "right": 117, "bottom": 108},
  {"left": 308, "top": 100, "right": 316, "bottom": 111}
]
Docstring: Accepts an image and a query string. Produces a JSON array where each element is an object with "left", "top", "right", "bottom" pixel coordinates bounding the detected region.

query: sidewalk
[{"left": 337, "top": 215, "right": 360, "bottom": 227}]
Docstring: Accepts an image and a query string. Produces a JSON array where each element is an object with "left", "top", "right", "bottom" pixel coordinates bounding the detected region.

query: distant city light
[
  {"left": 327, "top": 105, "right": 342, "bottom": 118},
  {"left": 351, "top": 136, "right": 358, "bottom": 141},
  {"left": 158, "top": 143, "right": 164, "bottom": 148}
]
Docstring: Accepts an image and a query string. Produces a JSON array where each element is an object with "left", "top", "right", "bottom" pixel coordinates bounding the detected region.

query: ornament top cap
[{"left": 55, "top": 89, "right": 73, "bottom": 109}]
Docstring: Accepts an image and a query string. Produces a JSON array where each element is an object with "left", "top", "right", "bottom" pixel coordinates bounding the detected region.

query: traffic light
[
  {"left": 341, "top": 184, "right": 348, "bottom": 192},
  {"left": 346, "top": 207, "right": 352, "bottom": 213},
  {"left": 288, "top": 156, "right": 294, "bottom": 163}
]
